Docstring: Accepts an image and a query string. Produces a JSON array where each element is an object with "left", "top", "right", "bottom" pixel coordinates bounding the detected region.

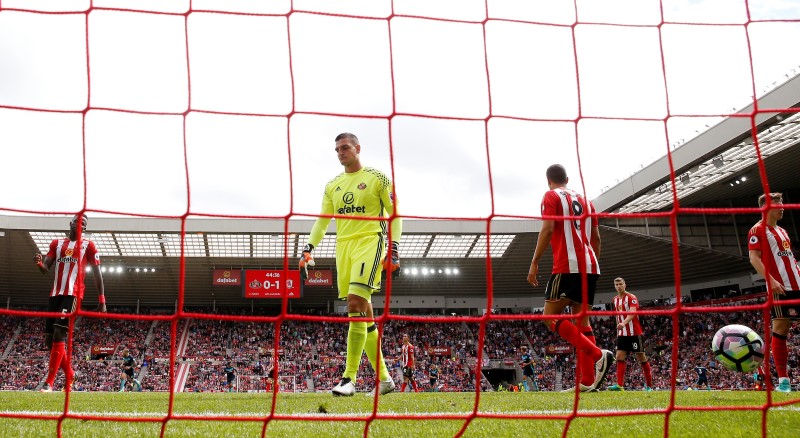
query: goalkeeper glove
[
  {"left": 299, "top": 244, "right": 315, "bottom": 279},
  {"left": 383, "top": 241, "right": 400, "bottom": 278}
]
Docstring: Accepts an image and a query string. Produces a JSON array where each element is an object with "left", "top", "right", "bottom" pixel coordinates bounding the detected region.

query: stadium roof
[
  {"left": 0, "top": 215, "right": 753, "bottom": 309},
  {"left": 594, "top": 73, "right": 800, "bottom": 213}
]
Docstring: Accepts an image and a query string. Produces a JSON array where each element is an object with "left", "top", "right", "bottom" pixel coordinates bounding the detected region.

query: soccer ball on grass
[{"left": 711, "top": 324, "right": 764, "bottom": 372}]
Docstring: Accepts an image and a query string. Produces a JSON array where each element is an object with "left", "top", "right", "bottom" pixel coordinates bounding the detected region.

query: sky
[{"left": 1, "top": 0, "right": 799, "bottom": 222}]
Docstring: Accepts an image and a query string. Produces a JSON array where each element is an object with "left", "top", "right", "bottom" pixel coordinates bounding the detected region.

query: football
[{"left": 711, "top": 324, "right": 765, "bottom": 372}]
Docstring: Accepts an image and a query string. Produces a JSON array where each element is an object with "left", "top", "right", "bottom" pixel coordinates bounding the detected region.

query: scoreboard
[{"left": 243, "top": 270, "right": 302, "bottom": 299}]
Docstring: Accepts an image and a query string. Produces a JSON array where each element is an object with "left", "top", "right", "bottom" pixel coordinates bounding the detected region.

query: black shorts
[
  {"left": 403, "top": 366, "right": 414, "bottom": 379},
  {"left": 123, "top": 368, "right": 135, "bottom": 378},
  {"left": 227, "top": 374, "right": 236, "bottom": 383},
  {"left": 545, "top": 273, "right": 599, "bottom": 305},
  {"left": 696, "top": 376, "right": 708, "bottom": 386},
  {"left": 616, "top": 335, "right": 645, "bottom": 353},
  {"left": 771, "top": 290, "right": 800, "bottom": 320},
  {"left": 522, "top": 366, "right": 535, "bottom": 377},
  {"left": 45, "top": 295, "right": 77, "bottom": 335},
  {"left": 429, "top": 378, "right": 437, "bottom": 385}
]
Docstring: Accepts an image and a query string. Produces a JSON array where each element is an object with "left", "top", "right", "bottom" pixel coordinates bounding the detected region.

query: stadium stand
[{"left": 1, "top": 293, "right": 795, "bottom": 392}]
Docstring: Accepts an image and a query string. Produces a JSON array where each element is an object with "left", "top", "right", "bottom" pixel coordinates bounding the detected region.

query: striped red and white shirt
[
  {"left": 613, "top": 292, "right": 643, "bottom": 336},
  {"left": 541, "top": 187, "right": 600, "bottom": 275},
  {"left": 401, "top": 343, "right": 415, "bottom": 367},
  {"left": 748, "top": 221, "right": 800, "bottom": 290},
  {"left": 46, "top": 238, "right": 101, "bottom": 298}
]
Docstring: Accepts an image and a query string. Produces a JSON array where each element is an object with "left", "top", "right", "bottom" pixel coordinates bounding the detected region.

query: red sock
[
  {"left": 60, "top": 346, "right": 74, "bottom": 384},
  {"left": 555, "top": 322, "right": 599, "bottom": 386},
  {"left": 555, "top": 321, "right": 601, "bottom": 362},
  {"left": 46, "top": 342, "right": 65, "bottom": 386},
  {"left": 411, "top": 380, "right": 418, "bottom": 392},
  {"left": 641, "top": 360, "right": 653, "bottom": 387},
  {"left": 772, "top": 333, "right": 788, "bottom": 378},
  {"left": 617, "top": 360, "right": 626, "bottom": 387},
  {"left": 401, "top": 382, "right": 407, "bottom": 392},
  {"left": 579, "top": 327, "right": 596, "bottom": 386}
]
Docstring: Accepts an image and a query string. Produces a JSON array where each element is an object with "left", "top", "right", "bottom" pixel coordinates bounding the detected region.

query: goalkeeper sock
[
  {"left": 46, "top": 342, "right": 65, "bottom": 386},
  {"left": 554, "top": 320, "right": 601, "bottom": 362},
  {"left": 344, "top": 313, "right": 368, "bottom": 381},
  {"left": 616, "top": 361, "right": 627, "bottom": 387},
  {"left": 364, "top": 323, "right": 391, "bottom": 381},
  {"left": 772, "top": 333, "right": 788, "bottom": 378},
  {"left": 641, "top": 360, "right": 653, "bottom": 387},
  {"left": 579, "top": 326, "right": 596, "bottom": 387}
]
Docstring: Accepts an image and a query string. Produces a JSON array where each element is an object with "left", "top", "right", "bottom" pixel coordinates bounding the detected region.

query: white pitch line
[{"left": 3, "top": 406, "right": 800, "bottom": 418}]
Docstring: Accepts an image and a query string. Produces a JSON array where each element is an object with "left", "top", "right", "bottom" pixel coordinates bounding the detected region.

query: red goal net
[{"left": 1, "top": 1, "right": 799, "bottom": 437}]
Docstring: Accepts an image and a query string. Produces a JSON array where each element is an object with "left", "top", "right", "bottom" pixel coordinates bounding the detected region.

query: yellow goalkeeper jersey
[{"left": 309, "top": 167, "right": 402, "bottom": 245}]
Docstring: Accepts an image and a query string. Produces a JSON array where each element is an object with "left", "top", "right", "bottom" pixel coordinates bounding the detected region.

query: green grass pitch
[{"left": 1, "top": 390, "right": 798, "bottom": 437}]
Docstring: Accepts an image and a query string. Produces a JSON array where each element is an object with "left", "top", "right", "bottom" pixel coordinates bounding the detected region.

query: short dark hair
[
  {"left": 758, "top": 192, "right": 782, "bottom": 208},
  {"left": 70, "top": 213, "right": 87, "bottom": 228},
  {"left": 335, "top": 132, "right": 359, "bottom": 144},
  {"left": 546, "top": 164, "right": 568, "bottom": 184}
]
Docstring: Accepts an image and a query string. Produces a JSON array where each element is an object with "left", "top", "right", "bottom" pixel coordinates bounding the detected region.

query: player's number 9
[{"left": 571, "top": 200, "right": 583, "bottom": 231}]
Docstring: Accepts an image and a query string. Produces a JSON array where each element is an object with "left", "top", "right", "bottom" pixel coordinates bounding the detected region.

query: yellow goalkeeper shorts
[{"left": 336, "top": 233, "right": 385, "bottom": 302}]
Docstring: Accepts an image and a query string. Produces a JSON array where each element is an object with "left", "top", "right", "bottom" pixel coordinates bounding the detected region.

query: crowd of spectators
[
  {"left": 1, "top": 296, "right": 798, "bottom": 392},
  {"left": 594, "top": 296, "right": 799, "bottom": 390}
]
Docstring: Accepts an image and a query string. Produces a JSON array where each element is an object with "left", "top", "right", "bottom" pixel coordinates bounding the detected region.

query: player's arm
[
  {"left": 380, "top": 183, "right": 402, "bottom": 242},
  {"left": 88, "top": 243, "right": 107, "bottom": 312},
  {"left": 748, "top": 249, "right": 786, "bottom": 295},
  {"left": 33, "top": 253, "right": 54, "bottom": 273},
  {"left": 589, "top": 201, "right": 601, "bottom": 257},
  {"left": 91, "top": 263, "right": 107, "bottom": 312},
  {"left": 380, "top": 180, "right": 402, "bottom": 277},
  {"left": 308, "top": 215, "right": 332, "bottom": 250},
  {"left": 527, "top": 219, "right": 554, "bottom": 287},
  {"left": 618, "top": 300, "right": 637, "bottom": 327},
  {"left": 590, "top": 224, "right": 601, "bottom": 258},
  {"left": 302, "top": 191, "right": 335, "bottom": 270},
  {"left": 34, "top": 240, "right": 57, "bottom": 273},
  {"left": 619, "top": 314, "right": 635, "bottom": 327}
]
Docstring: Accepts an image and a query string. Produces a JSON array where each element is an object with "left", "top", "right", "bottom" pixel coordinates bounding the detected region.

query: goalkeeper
[{"left": 301, "top": 132, "right": 401, "bottom": 397}]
